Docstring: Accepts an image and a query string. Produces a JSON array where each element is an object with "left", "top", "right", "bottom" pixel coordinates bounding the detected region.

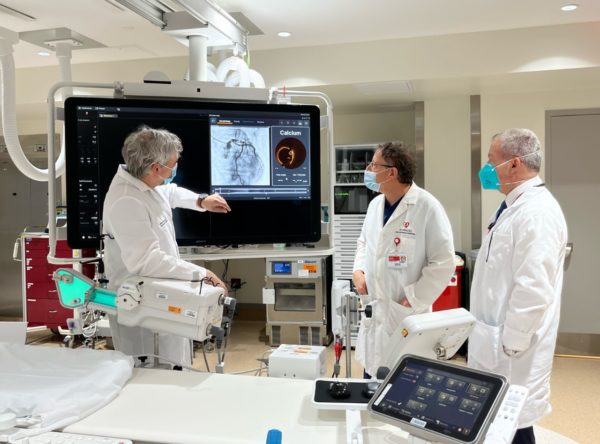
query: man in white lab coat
[
  {"left": 103, "top": 126, "right": 231, "bottom": 367},
  {"left": 352, "top": 142, "right": 455, "bottom": 377},
  {"left": 469, "top": 128, "right": 568, "bottom": 444}
]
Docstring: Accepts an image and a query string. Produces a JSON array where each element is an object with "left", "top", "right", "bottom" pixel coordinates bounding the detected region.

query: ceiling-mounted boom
[{"left": 115, "top": 0, "right": 248, "bottom": 55}]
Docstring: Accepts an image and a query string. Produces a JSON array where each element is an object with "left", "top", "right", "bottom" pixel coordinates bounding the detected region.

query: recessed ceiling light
[
  {"left": 561, "top": 4, "right": 578, "bottom": 11},
  {"left": 277, "top": 31, "right": 291, "bottom": 38},
  {"left": 37, "top": 51, "right": 51, "bottom": 57}
]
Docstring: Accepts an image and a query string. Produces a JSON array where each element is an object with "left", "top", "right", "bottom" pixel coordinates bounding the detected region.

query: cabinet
[
  {"left": 335, "top": 144, "right": 376, "bottom": 184},
  {"left": 264, "top": 257, "right": 332, "bottom": 346},
  {"left": 332, "top": 144, "right": 378, "bottom": 347},
  {"left": 332, "top": 144, "right": 378, "bottom": 280},
  {"left": 22, "top": 234, "right": 95, "bottom": 330},
  {"left": 332, "top": 214, "right": 366, "bottom": 280}
]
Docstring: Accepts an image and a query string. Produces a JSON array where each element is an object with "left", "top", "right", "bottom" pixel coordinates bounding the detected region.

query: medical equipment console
[
  {"left": 64, "top": 97, "right": 321, "bottom": 249},
  {"left": 368, "top": 354, "right": 507, "bottom": 444}
]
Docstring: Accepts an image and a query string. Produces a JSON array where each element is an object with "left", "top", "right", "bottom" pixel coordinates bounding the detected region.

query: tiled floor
[{"left": 23, "top": 320, "right": 600, "bottom": 443}]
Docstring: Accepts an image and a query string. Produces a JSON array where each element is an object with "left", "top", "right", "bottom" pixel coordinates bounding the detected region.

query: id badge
[{"left": 387, "top": 254, "right": 408, "bottom": 269}]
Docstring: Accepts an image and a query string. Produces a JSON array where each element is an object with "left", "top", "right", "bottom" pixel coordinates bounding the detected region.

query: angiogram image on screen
[{"left": 210, "top": 126, "right": 270, "bottom": 186}]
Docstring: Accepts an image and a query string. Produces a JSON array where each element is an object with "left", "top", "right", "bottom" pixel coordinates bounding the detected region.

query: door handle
[
  {"left": 13, "top": 237, "right": 21, "bottom": 261},
  {"left": 564, "top": 242, "right": 573, "bottom": 271}
]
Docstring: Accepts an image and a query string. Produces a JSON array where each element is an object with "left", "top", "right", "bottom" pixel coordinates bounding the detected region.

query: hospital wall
[
  {"left": 423, "top": 96, "right": 471, "bottom": 253},
  {"left": 479, "top": 86, "right": 600, "bottom": 233},
  {"left": 420, "top": 85, "right": 600, "bottom": 256},
  {"left": 247, "top": 22, "right": 600, "bottom": 92},
  {"left": 332, "top": 110, "right": 416, "bottom": 146},
  {"left": 7, "top": 60, "right": 600, "bottom": 311}
]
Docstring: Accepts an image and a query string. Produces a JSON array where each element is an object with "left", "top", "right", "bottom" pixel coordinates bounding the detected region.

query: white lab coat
[
  {"left": 353, "top": 183, "right": 455, "bottom": 376},
  {"left": 103, "top": 165, "right": 207, "bottom": 366},
  {"left": 469, "top": 176, "right": 568, "bottom": 428}
]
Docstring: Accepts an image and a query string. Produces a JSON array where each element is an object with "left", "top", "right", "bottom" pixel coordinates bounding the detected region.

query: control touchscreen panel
[
  {"left": 369, "top": 355, "right": 505, "bottom": 443},
  {"left": 272, "top": 261, "right": 292, "bottom": 274}
]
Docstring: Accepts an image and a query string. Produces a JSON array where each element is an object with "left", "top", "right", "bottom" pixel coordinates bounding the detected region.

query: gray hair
[
  {"left": 121, "top": 126, "right": 183, "bottom": 179},
  {"left": 493, "top": 128, "right": 541, "bottom": 172}
]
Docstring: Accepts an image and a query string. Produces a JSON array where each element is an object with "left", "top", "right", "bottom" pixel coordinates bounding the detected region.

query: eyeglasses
[{"left": 367, "top": 161, "right": 394, "bottom": 170}]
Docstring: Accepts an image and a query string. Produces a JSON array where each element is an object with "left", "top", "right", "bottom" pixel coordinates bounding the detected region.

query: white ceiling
[
  {"left": 4, "top": 0, "right": 600, "bottom": 115},
  {"left": 2, "top": 0, "right": 600, "bottom": 68}
]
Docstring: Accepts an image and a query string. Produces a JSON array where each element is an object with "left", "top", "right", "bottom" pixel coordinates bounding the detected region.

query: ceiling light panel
[{"left": 561, "top": 4, "right": 578, "bottom": 12}]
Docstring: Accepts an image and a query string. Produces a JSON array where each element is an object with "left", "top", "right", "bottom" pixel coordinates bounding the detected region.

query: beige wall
[
  {"left": 333, "top": 110, "right": 415, "bottom": 146},
  {"left": 2, "top": 119, "right": 48, "bottom": 135},
  {"left": 480, "top": 87, "right": 600, "bottom": 240},
  {"left": 249, "top": 22, "right": 600, "bottom": 88},
  {"left": 424, "top": 96, "right": 471, "bottom": 253},
  {"left": 419, "top": 86, "right": 600, "bottom": 254},
  {"left": 202, "top": 258, "right": 266, "bottom": 305}
]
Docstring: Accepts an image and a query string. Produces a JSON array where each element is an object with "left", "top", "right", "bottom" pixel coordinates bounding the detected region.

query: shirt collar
[
  {"left": 505, "top": 175, "right": 542, "bottom": 207},
  {"left": 402, "top": 182, "right": 418, "bottom": 203},
  {"left": 117, "top": 164, "right": 153, "bottom": 192}
]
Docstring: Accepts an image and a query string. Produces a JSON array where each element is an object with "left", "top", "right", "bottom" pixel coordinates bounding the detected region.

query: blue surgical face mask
[
  {"left": 159, "top": 163, "right": 177, "bottom": 185},
  {"left": 363, "top": 170, "right": 381, "bottom": 192}
]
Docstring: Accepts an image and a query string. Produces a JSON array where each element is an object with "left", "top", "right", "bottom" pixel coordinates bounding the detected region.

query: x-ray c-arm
[{"left": 53, "top": 268, "right": 232, "bottom": 344}]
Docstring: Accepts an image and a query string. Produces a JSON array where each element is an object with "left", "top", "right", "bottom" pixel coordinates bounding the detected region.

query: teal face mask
[
  {"left": 478, "top": 162, "right": 500, "bottom": 190},
  {"left": 479, "top": 150, "right": 540, "bottom": 190}
]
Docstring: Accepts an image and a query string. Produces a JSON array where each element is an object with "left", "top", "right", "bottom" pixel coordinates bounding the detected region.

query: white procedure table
[{"left": 63, "top": 369, "right": 404, "bottom": 444}]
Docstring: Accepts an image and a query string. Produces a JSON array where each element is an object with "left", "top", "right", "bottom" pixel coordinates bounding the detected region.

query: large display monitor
[
  {"left": 368, "top": 355, "right": 507, "bottom": 444},
  {"left": 64, "top": 97, "right": 321, "bottom": 249}
]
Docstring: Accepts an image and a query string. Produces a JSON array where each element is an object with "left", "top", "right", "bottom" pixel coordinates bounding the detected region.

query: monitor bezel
[
  {"left": 64, "top": 96, "right": 322, "bottom": 249},
  {"left": 367, "top": 354, "right": 507, "bottom": 444}
]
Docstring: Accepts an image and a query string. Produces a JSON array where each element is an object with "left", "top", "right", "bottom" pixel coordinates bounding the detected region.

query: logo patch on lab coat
[{"left": 395, "top": 221, "right": 415, "bottom": 237}]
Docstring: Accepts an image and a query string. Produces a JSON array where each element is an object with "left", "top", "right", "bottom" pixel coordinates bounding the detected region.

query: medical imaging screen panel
[
  {"left": 209, "top": 115, "right": 311, "bottom": 200},
  {"left": 65, "top": 97, "right": 321, "bottom": 248}
]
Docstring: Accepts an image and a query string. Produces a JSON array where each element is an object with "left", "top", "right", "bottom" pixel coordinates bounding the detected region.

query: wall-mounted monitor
[{"left": 64, "top": 97, "right": 321, "bottom": 249}]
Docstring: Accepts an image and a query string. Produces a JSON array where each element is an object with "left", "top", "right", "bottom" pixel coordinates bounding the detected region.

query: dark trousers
[{"left": 512, "top": 426, "right": 535, "bottom": 444}]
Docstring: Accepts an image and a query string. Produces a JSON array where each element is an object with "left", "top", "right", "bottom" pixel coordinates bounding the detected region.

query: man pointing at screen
[{"left": 103, "top": 125, "right": 231, "bottom": 367}]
